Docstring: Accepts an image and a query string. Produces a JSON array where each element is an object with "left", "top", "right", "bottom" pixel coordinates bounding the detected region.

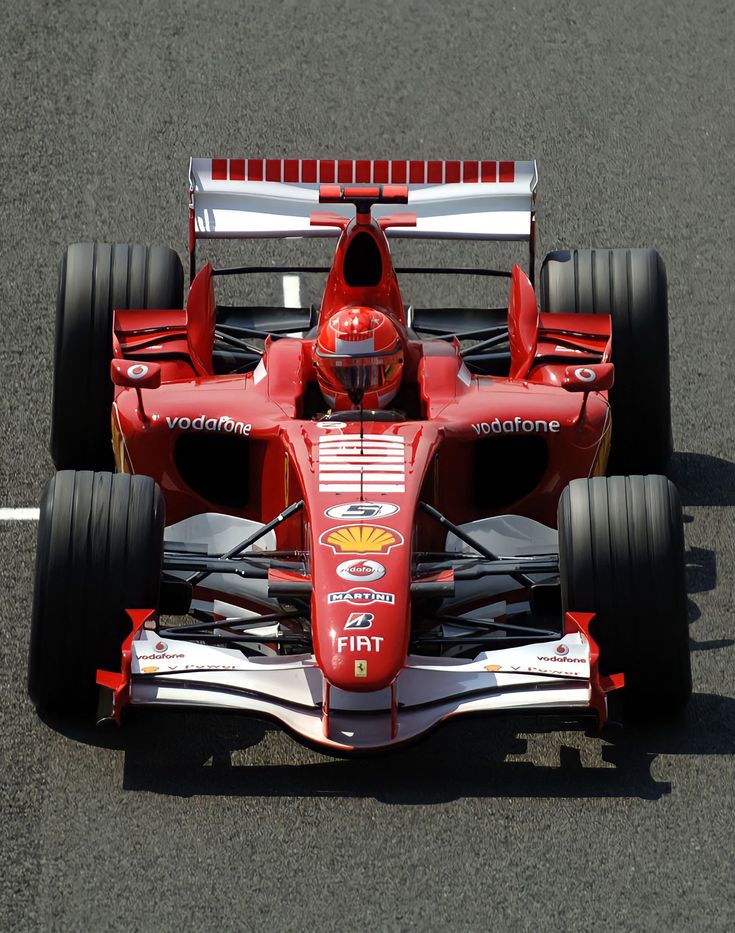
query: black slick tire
[
  {"left": 28, "top": 471, "right": 165, "bottom": 718},
  {"left": 539, "top": 248, "right": 672, "bottom": 474},
  {"left": 51, "top": 242, "right": 183, "bottom": 471},
  {"left": 558, "top": 475, "right": 691, "bottom": 720}
]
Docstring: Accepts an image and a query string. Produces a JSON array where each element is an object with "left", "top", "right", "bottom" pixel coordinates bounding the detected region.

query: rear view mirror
[
  {"left": 562, "top": 363, "right": 614, "bottom": 393},
  {"left": 111, "top": 360, "right": 161, "bottom": 389}
]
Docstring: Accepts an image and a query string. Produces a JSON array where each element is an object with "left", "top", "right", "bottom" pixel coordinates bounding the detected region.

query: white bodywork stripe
[
  {"left": 318, "top": 484, "right": 406, "bottom": 492},
  {"left": 318, "top": 435, "right": 406, "bottom": 492}
]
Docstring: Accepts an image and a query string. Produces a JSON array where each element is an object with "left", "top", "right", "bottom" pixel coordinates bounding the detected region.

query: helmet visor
[{"left": 332, "top": 359, "right": 391, "bottom": 394}]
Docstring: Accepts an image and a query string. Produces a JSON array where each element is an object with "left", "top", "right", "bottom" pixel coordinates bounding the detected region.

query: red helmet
[{"left": 314, "top": 307, "right": 404, "bottom": 410}]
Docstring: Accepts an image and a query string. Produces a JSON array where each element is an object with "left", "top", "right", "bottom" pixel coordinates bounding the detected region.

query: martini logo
[
  {"left": 325, "top": 502, "right": 400, "bottom": 521},
  {"left": 344, "top": 612, "right": 374, "bottom": 630},
  {"left": 336, "top": 559, "right": 386, "bottom": 582},
  {"left": 328, "top": 589, "right": 395, "bottom": 606},
  {"left": 320, "top": 525, "right": 403, "bottom": 555}
]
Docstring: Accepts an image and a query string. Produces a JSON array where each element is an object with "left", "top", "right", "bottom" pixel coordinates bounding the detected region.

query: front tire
[
  {"left": 28, "top": 471, "right": 165, "bottom": 717},
  {"left": 539, "top": 247, "right": 672, "bottom": 474},
  {"left": 558, "top": 474, "right": 691, "bottom": 719}
]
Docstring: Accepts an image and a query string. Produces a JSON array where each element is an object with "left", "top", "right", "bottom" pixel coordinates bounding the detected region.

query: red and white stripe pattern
[
  {"left": 318, "top": 435, "right": 406, "bottom": 493},
  {"left": 210, "top": 159, "right": 516, "bottom": 185}
]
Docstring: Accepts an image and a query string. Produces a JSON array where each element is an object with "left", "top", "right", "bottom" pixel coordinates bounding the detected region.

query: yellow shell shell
[{"left": 325, "top": 525, "right": 397, "bottom": 553}]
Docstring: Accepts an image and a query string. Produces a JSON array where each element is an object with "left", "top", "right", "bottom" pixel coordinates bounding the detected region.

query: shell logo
[{"left": 319, "top": 524, "right": 404, "bottom": 555}]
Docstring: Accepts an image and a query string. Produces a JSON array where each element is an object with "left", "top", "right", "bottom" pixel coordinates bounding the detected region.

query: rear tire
[
  {"left": 28, "top": 471, "right": 164, "bottom": 717},
  {"left": 51, "top": 242, "right": 183, "bottom": 471},
  {"left": 558, "top": 475, "right": 691, "bottom": 719},
  {"left": 539, "top": 248, "right": 672, "bottom": 474}
]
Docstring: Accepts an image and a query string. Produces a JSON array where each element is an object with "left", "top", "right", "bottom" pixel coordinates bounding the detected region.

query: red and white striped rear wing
[{"left": 188, "top": 158, "right": 538, "bottom": 242}]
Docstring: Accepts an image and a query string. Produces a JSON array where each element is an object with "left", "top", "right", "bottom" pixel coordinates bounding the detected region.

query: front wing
[{"left": 97, "top": 611, "right": 623, "bottom": 751}]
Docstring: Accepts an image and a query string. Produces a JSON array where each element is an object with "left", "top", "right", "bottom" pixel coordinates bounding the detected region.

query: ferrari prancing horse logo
[{"left": 319, "top": 524, "right": 404, "bottom": 554}]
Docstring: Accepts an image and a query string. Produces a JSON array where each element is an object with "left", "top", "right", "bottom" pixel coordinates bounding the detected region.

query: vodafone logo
[
  {"left": 536, "top": 655, "right": 585, "bottom": 664},
  {"left": 137, "top": 650, "right": 185, "bottom": 660},
  {"left": 165, "top": 414, "right": 251, "bottom": 436},
  {"left": 574, "top": 367, "right": 596, "bottom": 382},
  {"left": 128, "top": 364, "right": 149, "bottom": 380},
  {"left": 555, "top": 644, "right": 569, "bottom": 656},
  {"left": 336, "top": 559, "right": 386, "bottom": 582}
]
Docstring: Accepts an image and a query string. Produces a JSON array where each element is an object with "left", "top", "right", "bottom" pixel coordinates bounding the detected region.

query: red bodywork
[{"left": 111, "top": 191, "right": 611, "bottom": 695}]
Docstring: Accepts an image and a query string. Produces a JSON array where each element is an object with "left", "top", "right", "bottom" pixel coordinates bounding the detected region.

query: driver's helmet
[{"left": 314, "top": 306, "right": 404, "bottom": 410}]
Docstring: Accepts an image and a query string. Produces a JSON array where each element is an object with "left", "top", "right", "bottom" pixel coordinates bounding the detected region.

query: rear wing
[
  {"left": 190, "top": 157, "right": 536, "bottom": 239},
  {"left": 187, "top": 157, "right": 538, "bottom": 284}
]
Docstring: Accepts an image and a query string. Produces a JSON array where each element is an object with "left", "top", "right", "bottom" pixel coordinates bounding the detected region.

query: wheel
[
  {"left": 539, "top": 248, "right": 672, "bottom": 474},
  {"left": 51, "top": 242, "right": 183, "bottom": 470},
  {"left": 558, "top": 475, "right": 691, "bottom": 719},
  {"left": 28, "top": 471, "right": 165, "bottom": 717}
]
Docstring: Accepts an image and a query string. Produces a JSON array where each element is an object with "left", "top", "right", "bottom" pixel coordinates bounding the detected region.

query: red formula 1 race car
[{"left": 29, "top": 158, "right": 691, "bottom": 751}]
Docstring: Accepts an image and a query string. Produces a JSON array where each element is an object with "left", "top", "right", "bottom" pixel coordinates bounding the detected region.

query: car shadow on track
[
  {"left": 45, "top": 692, "right": 735, "bottom": 803},
  {"left": 671, "top": 452, "right": 735, "bottom": 653},
  {"left": 669, "top": 451, "right": 735, "bottom": 507}
]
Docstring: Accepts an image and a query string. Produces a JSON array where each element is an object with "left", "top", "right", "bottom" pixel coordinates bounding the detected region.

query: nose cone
[
  {"left": 310, "top": 522, "right": 411, "bottom": 693},
  {"left": 294, "top": 421, "right": 440, "bottom": 694},
  {"left": 316, "top": 598, "right": 408, "bottom": 692}
]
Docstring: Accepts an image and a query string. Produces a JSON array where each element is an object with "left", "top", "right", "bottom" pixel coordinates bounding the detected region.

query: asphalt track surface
[{"left": 1, "top": 1, "right": 734, "bottom": 930}]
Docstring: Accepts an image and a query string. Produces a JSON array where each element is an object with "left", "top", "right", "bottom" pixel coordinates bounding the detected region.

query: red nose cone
[
  {"left": 309, "top": 508, "right": 411, "bottom": 693},
  {"left": 315, "top": 600, "right": 408, "bottom": 693}
]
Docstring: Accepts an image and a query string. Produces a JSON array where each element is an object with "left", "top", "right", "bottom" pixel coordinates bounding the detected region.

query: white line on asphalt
[
  {"left": 282, "top": 274, "right": 301, "bottom": 308},
  {"left": 0, "top": 508, "right": 39, "bottom": 520}
]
